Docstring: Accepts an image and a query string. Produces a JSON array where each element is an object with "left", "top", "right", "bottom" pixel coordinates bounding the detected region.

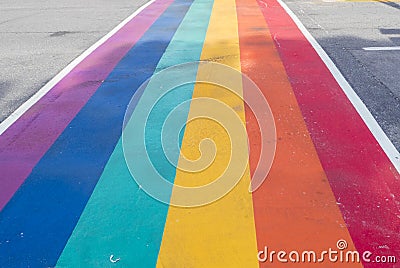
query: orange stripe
[{"left": 236, "top": 0, "right": 362, "bottom": 266}]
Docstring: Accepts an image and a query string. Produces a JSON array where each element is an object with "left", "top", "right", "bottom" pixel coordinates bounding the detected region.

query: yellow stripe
[{"left": 156, "top": 0, "right": 259, "bottom": 266}]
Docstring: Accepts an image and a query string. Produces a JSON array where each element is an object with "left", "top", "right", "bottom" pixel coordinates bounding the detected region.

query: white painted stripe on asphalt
[
  {"left": 0, "top": 0, "right": 155, "bottom": 136},
  {"left": 277, "top": 0, "right": 400, "bottom": 173},
  {"left": 363, "top": 46, "right": 400, "bottom": 51}
]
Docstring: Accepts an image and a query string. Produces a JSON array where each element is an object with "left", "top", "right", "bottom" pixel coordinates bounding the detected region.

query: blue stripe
[{"left": 0, "top": 1, "right": 193, "bottom": 266}]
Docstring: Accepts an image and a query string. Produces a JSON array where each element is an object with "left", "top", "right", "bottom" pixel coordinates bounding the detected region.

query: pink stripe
[
  {"left": 0, "top": 0, "right": 172, "bottom": 211},
  {"left": 259, "top": 0, "right": 400, "bottom": 264}
]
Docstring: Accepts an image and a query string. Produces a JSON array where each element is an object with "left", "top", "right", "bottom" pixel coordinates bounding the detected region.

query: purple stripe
[{"left": 0, "top": 0, "right": 172, "bottom": 211}]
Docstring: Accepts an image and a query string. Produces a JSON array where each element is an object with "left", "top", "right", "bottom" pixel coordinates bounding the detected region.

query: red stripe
[{"left": 258, "top": 0, "right": 400, "bottom": 262}]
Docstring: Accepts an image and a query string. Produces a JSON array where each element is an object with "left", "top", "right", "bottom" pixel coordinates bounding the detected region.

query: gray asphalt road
[
  {"left": 1, "top": 0, "right": 399, "bottom": 152},
  {"left": 0, "top": 0, "right": 147, "bottom": 122},
  {"left": 282, "top": 0, "right": 400, "bottom": 150}
]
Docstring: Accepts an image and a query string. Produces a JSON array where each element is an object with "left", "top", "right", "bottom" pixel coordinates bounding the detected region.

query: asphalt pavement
[
  {"left": 2, "top": 0, "right": 399, "bottom": 151},
  {"left": 283, "top": 0, "right": 400, "bottom": 149},
  {"left": 0, "top": 0, "right": 147, "bottom": 122}
]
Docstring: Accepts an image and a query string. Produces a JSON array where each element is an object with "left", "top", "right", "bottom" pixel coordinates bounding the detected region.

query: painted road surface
[{"left": 0, "top": 0, "right": 399, "bottom": 267}]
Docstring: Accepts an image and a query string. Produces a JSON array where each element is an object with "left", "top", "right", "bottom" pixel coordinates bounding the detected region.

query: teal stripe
[{"left": 56, "top": 0, "right": 213, "bottom": 267}]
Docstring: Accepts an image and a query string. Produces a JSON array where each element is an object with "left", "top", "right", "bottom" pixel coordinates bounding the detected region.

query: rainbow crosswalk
[{"left": 0, "top": 0, "right": 399, "bottom": 267}]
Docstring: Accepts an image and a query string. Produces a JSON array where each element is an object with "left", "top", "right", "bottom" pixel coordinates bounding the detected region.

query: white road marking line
[
  {"left": 277, "top": 0, "right": 400, "bottom": 173},
  {"left": 0, "top": 0, "right": 155, "bottom": 136},
  {"left": 363, "top": 46, "right": 400, "bottom": 51}
]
